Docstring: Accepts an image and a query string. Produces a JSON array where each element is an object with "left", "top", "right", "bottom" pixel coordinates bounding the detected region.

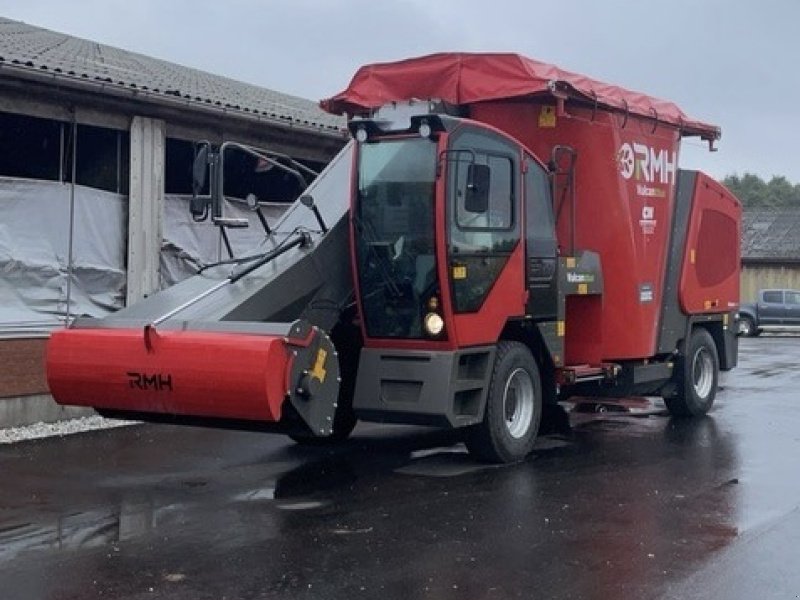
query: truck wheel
[
  {"left": 665, "top": 328, "right": 719, "bottom": 417},
  {"left": 737, "top": 316, "right": 757, "bottom": 337},
  {"left": 466, "top": 341, "right": 542, "bottom": 463}
]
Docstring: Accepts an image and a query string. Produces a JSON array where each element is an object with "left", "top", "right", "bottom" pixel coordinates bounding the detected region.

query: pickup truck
[{"left": 737, "top": 289, "right": 800, "bottom": 336}]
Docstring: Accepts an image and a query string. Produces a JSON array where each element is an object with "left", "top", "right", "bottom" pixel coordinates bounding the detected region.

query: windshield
[{"left": 354, "top": 138, "right": 438, "bottom": 339}]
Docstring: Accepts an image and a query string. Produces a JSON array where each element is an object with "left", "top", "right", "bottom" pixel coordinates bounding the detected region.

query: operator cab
[{"left": 350, "top": 102, "right": 557, "bottom": 348}]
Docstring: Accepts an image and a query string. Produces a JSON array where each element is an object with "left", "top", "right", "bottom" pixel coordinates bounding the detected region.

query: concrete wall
[
  {"left": 0, "top": 395, "right": 93, "bottom": 429},
  {"left": 741, "top": 263, "right": 800, "bottom": 302}
]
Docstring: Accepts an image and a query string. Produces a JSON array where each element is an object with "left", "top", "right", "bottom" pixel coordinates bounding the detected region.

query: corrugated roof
[
  {"left": 0, "top": 17, "right": 345, "bottom": 134},
  {"left": 742, "top": 207, "right": 800, "bottom": 262}
]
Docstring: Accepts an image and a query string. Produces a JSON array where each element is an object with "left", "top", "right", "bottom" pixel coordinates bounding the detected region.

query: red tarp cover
[{"left": 322, "top": 53, "right": 719, "bottom": 140}]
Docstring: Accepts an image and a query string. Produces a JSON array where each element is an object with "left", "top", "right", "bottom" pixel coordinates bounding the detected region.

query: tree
[{"left": 723, "top": 173, "right": 800, "bottom": 208}]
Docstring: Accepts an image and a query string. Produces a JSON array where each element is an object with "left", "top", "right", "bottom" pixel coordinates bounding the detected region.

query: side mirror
[
  {"left": 299, "top": 194, "right": 314, "bottom": 208},
  {"left": 192, "top": 144, "right": 209, "bottom": 196},
  {"left": 465, "top": 163, "right": 490, "bottom": 214},
  {"left": 190, "top": 145, "right": 210, "bottom": 220}
]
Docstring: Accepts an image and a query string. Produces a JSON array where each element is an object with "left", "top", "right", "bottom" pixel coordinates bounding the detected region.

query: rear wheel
[
  {"left": 737, "top": 315, "right": 757, "bottom": 337},
  {"left": 664, "top": 328, "right": 719, "bottom": 417},
  {"left": 466, "top": 341, "right": 542, "bottom": 463}
]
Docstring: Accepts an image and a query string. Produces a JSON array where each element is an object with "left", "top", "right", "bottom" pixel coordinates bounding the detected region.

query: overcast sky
[{"left": 3, "top": 0, "right": 799, "bottom": 183}]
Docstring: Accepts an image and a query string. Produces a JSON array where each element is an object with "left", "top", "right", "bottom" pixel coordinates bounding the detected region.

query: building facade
[
  {"left": 740, "top": 208, "right": 800, "bottom": 301},
  {"left": 0, "top": 17, "right": 346, "bottom": 424}
]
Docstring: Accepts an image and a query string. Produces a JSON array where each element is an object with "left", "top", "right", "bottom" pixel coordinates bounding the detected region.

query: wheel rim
[
  {"left": 738, "top": 319, "right": 751, "bottom": 335},
  {"left": 503, "top": 367, "right": 535, "bottom": 439},
  {"left": 691, "top": 346, "right": 714, "bottom": 399}
]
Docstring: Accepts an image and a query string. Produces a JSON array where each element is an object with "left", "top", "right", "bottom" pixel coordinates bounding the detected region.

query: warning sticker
[
  {"left": 639, "top": 283, "right": 654, "bottom": 303},
  {"left": 639, "top": 205, "right": 657, "bottom": 235},
  {"left": 538, "top": 105, "right": 556, "bottom": 128}
]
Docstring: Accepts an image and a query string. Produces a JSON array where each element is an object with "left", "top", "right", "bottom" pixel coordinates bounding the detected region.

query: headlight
[
  {"left": 423, "top": 312, "right": 444, "bottom": 337},
  {"left": 355, "top": 126, "right": 369, "bottom": 143},
  {"left": 418, "top": 121, "right": 432, "bottom": 139}
]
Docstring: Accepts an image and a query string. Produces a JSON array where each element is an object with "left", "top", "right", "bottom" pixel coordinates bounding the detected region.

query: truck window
[
  {"left": 785, "top": 291, "right": 800, "bottom": 305},
  {"left": 524, "top": 155, "right": 557, "bottom": 256},
  {"left": 447, "top": 127, "right": 520, "bottom": 313},
  {"left": 763, "top": 291, "right": 783, "bottom": 303},
  {"left": 454, "top": 154, "right": 513, "bottom": 231}
]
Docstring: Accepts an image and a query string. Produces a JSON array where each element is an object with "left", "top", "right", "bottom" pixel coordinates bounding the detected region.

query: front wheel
[
  {"left": 466, "top": 341, "right": 542, "bottom": 463},
  {"left": 664, "top": 328, "right": 719, "bottom": 417}
]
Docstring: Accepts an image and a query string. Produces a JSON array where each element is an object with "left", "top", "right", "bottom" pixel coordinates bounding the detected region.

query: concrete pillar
[{"left": 127, "top": 116, "right": 165, "bottom": 304}]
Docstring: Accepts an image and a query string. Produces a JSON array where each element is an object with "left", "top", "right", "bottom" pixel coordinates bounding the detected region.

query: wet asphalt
[{"left": 1, "top": 336, "right": 799, "bottom": 600}]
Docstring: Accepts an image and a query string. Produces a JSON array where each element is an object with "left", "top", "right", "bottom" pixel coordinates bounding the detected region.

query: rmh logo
[
  {"left": 617, "top": 142, "right": 676, "bottom": 185},
  {"left": 127, "top": 371, "right": 173, "bottom": 391}
]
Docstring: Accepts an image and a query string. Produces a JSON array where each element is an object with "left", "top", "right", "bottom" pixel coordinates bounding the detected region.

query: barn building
[
  {"left": 0, "top": 17, "right": 346, "bottom": 426},
  {"left": 740, "top": 208, "right": 800, "bottom": 302}
]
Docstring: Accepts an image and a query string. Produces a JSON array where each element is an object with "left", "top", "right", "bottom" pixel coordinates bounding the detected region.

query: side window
[
  {"left": 785, "top": 291, "right": 800, "bottom": 305},
  {"left": 450, "top": 151, "right": 518, "bottom": 255},
  {"left": 455, "top": 154, "right": 513, "bottom": 230},
  {"left": 762, "top": 291, "right": 783, "bottom": 303}
]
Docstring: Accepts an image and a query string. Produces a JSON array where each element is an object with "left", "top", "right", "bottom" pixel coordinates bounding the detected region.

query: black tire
[
  {"left": 664, "top": 328, "right": 719, "bottom": 417},
  {"left": 466, "top": 341, "right": 542, "bottom": 463},
  {"left": 737, "top": 315, "right": 757, "bottom": 337}
]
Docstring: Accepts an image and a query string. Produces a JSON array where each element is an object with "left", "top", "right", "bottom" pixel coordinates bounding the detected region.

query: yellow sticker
[
  {"left": 452, "top": 265, "right": 467, "bottom": 280},
  {"left": 557, "top": 321, "right": 565, "bottom": 337},
  {"left": 566, "top": 257, "right": 576, "bottom": 268},
  {"left": 578, "top": 283, "right": 588, "bottom": 295},
  {"left": 539, "top": 105, "right": 557, "bottom": 128},
  {"left": 309, "top": 348, "right": 327, "bottom": 383}
]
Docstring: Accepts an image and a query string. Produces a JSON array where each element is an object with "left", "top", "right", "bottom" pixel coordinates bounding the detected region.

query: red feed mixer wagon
[{"left": 47, "top": 53, "right": 741, "bottom": 462}]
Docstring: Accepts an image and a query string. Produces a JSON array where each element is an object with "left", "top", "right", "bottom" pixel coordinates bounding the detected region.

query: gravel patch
[{"left": 0, "top": 415, "right": 138, "bottom": 444}]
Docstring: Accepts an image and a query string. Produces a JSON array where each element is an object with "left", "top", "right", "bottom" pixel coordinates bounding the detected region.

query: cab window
[{"left": 447, "top": 128, "right": 520, "bottom": 312}]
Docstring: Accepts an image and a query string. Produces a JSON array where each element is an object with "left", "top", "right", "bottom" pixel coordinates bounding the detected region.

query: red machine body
[
  {"left": 45, "top": 53, "right": 739, "bottom": 461},
  {"left": 679, "top": 173, "right": 741, "bottom": 315},
  {"left": 324, "top": 52, "right": 739, "bottom": 364},
  {"left": 47, "top": 328, "right": 290, "bottom": 421}
]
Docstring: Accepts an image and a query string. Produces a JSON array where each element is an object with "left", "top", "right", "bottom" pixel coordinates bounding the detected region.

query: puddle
[
  {"left": 232, "top": 487, "right": 276, "bottom": 502},
  {"left": 0, "top": 501, "right": 174, "bottom": 562},
  {"left": 276, "top": 501, "right": 326, "bottom": 511}
]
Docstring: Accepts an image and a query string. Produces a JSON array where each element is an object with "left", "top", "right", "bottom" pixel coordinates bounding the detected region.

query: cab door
[
  {"left": 523, "top": 154, "right": 558, "bottom": 320},
  {"left": 445, "top": 126, "right": 525, "bottom": 347}
]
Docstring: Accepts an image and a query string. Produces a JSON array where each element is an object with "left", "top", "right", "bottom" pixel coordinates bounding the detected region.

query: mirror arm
[
  {"left": 300, "top": 195, "right": 328, "bottom": 234},
  {"left": 309, "top": 203, "right": 328, "bottom": 234},
  {"left": 211, "top": 151, "right": 223, "bottom": 221},
  {"left": 220, "top": 226, "right": 234, "bottom": 260},
  {"left": 255, "top": 207, "right": 272, "bottom": 235}
]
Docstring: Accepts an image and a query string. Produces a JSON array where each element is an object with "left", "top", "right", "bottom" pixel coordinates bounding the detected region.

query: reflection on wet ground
[{"left": 0, "top": 337, "right": 799, "bottom": 599}]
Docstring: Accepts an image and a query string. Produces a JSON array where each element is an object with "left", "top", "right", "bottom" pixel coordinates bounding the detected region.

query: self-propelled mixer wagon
[{"left": 47, "top": 53, "right": 741, "bottom": 462}]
